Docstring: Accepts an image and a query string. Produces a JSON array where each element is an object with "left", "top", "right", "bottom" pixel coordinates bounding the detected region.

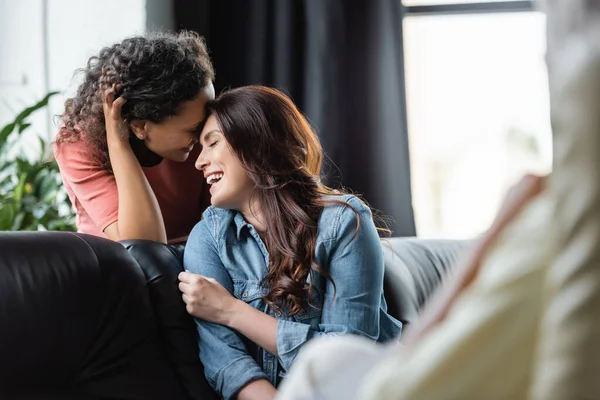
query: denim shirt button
[{"left": 242, "top": 291, "right": 248, "bottom": 298}]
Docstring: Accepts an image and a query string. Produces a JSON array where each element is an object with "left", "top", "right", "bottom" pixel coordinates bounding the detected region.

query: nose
[{"left": 195, "top": 149, "right": 209, "bottom": 171}]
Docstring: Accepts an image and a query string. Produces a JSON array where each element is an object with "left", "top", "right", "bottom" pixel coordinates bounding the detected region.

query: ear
[{"left": 129, "top": 120, "right": 148, "bottom": 140}]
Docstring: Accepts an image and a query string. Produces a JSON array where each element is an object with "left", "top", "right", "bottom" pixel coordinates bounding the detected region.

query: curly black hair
[{"left": 57, "top": 30, "right": 215, "bottom": 170}]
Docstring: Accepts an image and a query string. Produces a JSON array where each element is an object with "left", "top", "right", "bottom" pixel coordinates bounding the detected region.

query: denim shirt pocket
[{"left": 233, "top": 280, "right": 267, "bottom": 304}]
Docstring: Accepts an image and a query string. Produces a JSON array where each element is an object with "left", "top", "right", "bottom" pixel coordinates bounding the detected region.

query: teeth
[{"left": 207, "top": 173, "right": 223, "bottom": 185}]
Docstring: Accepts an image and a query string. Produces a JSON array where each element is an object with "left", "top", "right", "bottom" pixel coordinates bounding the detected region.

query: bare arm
[
  {"left": 237, "top": 379, "right": 277, "bottom": 400},
  {"left": 228, "top": 300, "right": 279, "bottom": 356},
  {"left": 102, "top": 87, "right": 167, "bottom": 243}
]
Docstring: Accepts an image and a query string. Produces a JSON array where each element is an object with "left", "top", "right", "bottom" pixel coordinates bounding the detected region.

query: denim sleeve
[
  {"left": 184, "top": 219, "right": 268, "bottom": 400},
  {"left": 276, "top": 198, "right": 389, "bottom": 371}
]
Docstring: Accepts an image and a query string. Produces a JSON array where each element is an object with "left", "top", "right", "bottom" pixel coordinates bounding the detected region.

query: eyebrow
[{"left": 200, "top": 129, "right": 221, "bottom": 143}]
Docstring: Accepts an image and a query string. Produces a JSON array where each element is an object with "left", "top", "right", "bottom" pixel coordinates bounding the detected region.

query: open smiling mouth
[{"left": 206, "top": 173, "right": 223, "bottom": 186}]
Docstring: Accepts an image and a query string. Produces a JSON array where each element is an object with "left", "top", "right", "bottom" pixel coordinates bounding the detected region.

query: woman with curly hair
[
  {"left": 178, "top": 86, "right": 402, "bottom": 400},
  {"left": 54, "top": 31, "right": 215, "bottom": 244}
]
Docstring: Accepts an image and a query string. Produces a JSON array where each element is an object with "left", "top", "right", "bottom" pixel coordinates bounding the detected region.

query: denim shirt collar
[{"left": 233, "top": 211, "right": 252, "bottom": 240}]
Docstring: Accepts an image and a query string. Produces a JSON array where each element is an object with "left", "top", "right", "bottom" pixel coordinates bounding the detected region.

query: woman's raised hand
[{"left": 102, "top": 85, "right": 130, "bottom": 145}]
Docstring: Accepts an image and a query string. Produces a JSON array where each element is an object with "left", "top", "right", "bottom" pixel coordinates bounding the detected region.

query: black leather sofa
[{"left": 0, "top": 231, "right": 468, "bottom": 399}]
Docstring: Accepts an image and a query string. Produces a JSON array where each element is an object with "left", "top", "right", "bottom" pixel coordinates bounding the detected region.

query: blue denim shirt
[{"left": 183, "top": 194, "right": 402, "bottom": 400}]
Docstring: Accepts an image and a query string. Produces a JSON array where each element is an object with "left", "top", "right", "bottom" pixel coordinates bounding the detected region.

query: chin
[{"left": 210, "top": 197, "right": 223, "bottom": 208}]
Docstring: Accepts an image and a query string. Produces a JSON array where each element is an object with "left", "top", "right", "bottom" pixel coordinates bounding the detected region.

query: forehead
[
  {"left": 200, "top": 115, "right": 220, "bottom": 139},
  {"left": 177, "top": 94, "right": 209, "bottom": 122},
  {"left": 167, "top": 84, "right": 215, "bottom": 125}
]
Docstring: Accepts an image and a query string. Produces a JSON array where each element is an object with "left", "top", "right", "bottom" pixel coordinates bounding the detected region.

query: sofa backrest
[{"left": 382, "top": 237, "right": 470, "bottom": 326}]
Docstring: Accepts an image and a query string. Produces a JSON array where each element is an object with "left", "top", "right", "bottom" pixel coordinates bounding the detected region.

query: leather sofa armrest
[{"left": 121, "top": 240, "right": 217, "bottom": 400}]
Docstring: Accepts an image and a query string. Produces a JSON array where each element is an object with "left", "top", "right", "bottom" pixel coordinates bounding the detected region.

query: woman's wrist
[
  {"left": 107, "top": 134, "right": 132, "bottom": 152},
  {"left": 224, "top": 298, "right": 247, "bottom": 328}
]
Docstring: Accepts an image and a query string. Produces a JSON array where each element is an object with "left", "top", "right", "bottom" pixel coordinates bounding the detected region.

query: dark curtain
[{"left": 174, "top": 0, "right": 416, "bottom": 236}]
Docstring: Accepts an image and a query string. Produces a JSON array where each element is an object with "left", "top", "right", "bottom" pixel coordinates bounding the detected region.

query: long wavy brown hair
[
  {"left": 56, "top": 31, "right": 214, "bottom": 171},
  {"left": 207, "top": 85, "right": 385, "bottom": 315}
]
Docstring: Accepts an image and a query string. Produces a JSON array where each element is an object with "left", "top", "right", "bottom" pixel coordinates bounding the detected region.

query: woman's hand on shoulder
[{"left": 102, "top": 85, "right": 130, "bottom": 147}]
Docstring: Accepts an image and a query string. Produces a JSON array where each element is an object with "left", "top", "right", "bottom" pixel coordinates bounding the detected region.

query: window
[
  {"left": 402, "top": 1, "right": 551, "bottom": 239},
  {"left": 403, "top": 1, "right": 534, "bottom": 11}
]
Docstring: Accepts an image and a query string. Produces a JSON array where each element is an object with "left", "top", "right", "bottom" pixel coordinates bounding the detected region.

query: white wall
[
  {"left": 0, "top": 0, "right": 158, "bottom": 156},
  {"left": 0, "top": 0, "right": 47, "bottom": 154},
  {"left": 47, "top": 0, "right": 146, "bottom": 133}
]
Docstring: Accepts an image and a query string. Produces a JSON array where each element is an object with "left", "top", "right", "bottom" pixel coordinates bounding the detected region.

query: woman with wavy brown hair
[
  {"left": 178, "top": 85, "right": 402, "bottom": 400},
  {"left": 54, "top": 31, "right": 215, "bottom": 244}
]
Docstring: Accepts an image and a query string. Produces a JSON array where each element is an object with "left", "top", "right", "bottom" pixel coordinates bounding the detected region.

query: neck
[
  {"left": 240, "top": 198, "right": 266, "bottom": 233},
  {"left": 129, "top": 136, "right": 163, "bottom": 167}
]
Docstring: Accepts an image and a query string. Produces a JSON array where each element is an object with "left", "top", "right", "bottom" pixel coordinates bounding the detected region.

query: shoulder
[
  {"left": 318, "top": 194, "right": 372, "bottom": 241},
  {"left": 53, "top": 129, "right": 98, "bottom": 167},
  {"left": 190, "top": 206, "right": 237, "bottom": 241},
  {"left": 320, "top": 193, "right": 371, "bottom": 220},
  {"left": 53, "top": 134, "right": 115, "bottom": 196}
]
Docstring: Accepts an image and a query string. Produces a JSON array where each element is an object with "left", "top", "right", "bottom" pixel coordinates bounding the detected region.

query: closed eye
[{"left": 209, "top": 140, "right": 218, "bottom": 148}]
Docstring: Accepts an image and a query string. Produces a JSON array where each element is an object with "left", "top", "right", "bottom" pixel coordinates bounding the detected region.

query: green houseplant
[{"left": 0, "top": 92, "right": 76, "bottom": 231}]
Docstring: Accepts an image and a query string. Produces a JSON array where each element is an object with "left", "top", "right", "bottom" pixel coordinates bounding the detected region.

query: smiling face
[
  {"left": 131, "top": 83, "right": 216, "bottom": 162},
  {"left": 195, "top": 115, "right": 255, "bottom": 211}
]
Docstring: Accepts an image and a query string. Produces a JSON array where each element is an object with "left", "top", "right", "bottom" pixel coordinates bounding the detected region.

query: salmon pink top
[{"left": 54, "top": 133, "right": 210, "bottom": 244}]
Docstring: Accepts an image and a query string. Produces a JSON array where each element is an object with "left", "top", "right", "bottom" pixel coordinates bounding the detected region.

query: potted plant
[{"left": 0, "top": 92, "right": 76, "bottom": 231}]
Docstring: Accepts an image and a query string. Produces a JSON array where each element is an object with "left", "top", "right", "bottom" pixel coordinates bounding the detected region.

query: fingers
[
  {"left": 102, "top": 87, "right": 114, "bottom": 114},
  {"left": 102, "top": 84, "right": 126, "bottom": 117},
  {"left": 179, "top": 270, "right": 210, "bottom": 283},
  {"left": 102, "top": 88, "right": 114, "bottom": 104},
  {"left": 182, "top": 294, "right": 196, "bottom": 316},
  {"left": 178, "top": 272, "right": 210, "bottom": 296},
  {"left": 179, "top": 271, "right": 195, "bottom": 283},
  {"left": 178, "top": 281, "right": 189, "bottom": 293},
  {"left": 185, "top": 304, "right": 195, "bottom": 315},
  {"left": 111, "top": 96, "right": 127, "bottom": 119}
]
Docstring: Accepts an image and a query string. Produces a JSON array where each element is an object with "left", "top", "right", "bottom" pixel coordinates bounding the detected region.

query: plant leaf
[
  {"left": 13, "top": 173, "right": 27, "bottom": 203},
  {"left": 38, "top": 136, "right": 47, "bottom": 159},
  {"left": 18, "top": 123, "right": 31, "bottom": 134},
  {"left": 0, "top": 201, "right": 17, "bottom": 231},
  {"left": 12, "top": 92, "right": 59, "bottom": 128},
  {"left": 0, "top": 123, "right": 16, "bottom": 154},
  {"left": 11, "top": 213, "right": 25, "bottom": 230},
  {"left": 0, "top": 91, "right": 76, "bottom": 232}
]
